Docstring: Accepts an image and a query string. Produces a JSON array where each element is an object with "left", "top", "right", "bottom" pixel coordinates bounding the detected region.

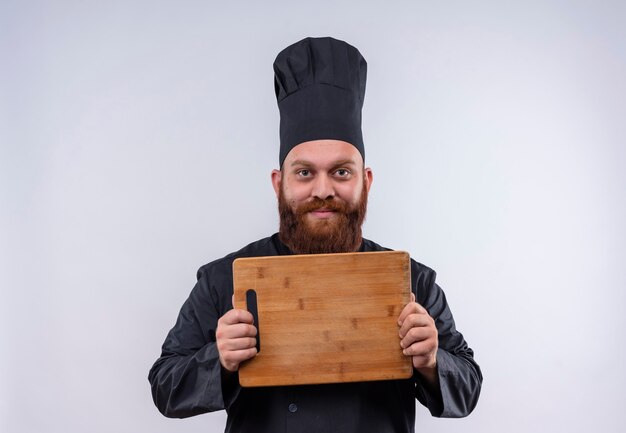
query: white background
[{"left": 1, "top": 1, "right": 625, "bottom": 432}]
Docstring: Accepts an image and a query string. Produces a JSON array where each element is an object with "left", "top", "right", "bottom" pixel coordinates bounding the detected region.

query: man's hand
[
  {"left": 216, "top": 301, "right": 258, "bottom": 373},
  {"left": 398, "top": 293, "right": 439, "bottom": 385}
]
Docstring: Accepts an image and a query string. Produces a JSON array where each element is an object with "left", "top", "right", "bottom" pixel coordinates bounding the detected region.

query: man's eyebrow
[
  {"left": 331, "top": 159, "right": 358, "bottom": 167},
  {"left": 289, "top": 160, "right": 313, "bottom": 167},
  {"left": 289, "top": 159, "right": 358, "bottom": 167}
]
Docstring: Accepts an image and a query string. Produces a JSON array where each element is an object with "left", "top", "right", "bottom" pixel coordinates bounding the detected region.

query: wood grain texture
[{"left": 233, "top": 251, "right": 413, "bottom": 387}]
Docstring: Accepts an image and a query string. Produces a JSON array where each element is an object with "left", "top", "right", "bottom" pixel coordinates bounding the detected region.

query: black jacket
[{"left": 149, "top": 234, "right": 482, "bottom": 432}]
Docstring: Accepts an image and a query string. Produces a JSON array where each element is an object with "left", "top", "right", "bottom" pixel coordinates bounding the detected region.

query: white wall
[{"left": 1, "top": 1, "right": 624, "bottom": 432}]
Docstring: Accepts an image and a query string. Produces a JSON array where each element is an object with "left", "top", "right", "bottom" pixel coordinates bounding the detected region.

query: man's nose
[{"left": 311, "top": 174, "right": 335, "bottom": 200}]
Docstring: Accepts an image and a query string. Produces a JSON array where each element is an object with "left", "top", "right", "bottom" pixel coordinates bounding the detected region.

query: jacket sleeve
[
  {"left": 148, "top": 265, "right": 241, "bottom": 418},
  {"left": 412, "top": 262, "right": 483, "bottom": 417}
]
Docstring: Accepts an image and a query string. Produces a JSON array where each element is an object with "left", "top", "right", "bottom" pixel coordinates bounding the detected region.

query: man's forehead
[{"left": 284, "top": 139, "right": 364, "bottom": 167}]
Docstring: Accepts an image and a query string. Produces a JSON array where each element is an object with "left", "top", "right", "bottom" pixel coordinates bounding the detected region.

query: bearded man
[{"left": 149, "top": 37, "right": 482, "bottom": 433}]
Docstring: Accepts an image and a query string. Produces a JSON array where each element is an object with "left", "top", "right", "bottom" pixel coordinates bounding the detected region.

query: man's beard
[{"left": 278, "top": 180, "right": 368, "bottom": 254}]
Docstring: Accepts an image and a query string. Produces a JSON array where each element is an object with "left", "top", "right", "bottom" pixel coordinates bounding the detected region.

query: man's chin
[
  {"left": 305, "top": 212, "right": 338, "bottom": 224},
  {"left": 307, "top": 210, "right": 339, "bottom": 220},
  {"left": 302, "top": 217, "right": 340, "bottom": 236}
]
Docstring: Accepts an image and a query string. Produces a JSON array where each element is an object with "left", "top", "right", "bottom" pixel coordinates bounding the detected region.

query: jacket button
[{"left": 288, "top": 403, "right": 298, "bottom": 413}]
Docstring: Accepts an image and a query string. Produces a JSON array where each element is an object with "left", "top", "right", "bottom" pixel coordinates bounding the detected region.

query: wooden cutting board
[{"left": 233, "top": 251, "right": 413, "bottom": 387}]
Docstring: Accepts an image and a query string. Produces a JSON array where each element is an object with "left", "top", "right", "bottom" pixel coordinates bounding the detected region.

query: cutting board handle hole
[{"left": 246, "top": 289, "right": 261, "bottom": 353}]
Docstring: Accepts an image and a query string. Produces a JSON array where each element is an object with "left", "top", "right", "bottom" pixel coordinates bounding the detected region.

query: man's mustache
[{"left": 295, "top": 198, "right": 350, "bottom": 215}]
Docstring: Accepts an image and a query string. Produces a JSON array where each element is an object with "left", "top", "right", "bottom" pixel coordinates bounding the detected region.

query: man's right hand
[{"left": 216, "top": 307, "right": 258, "bottom": 372}]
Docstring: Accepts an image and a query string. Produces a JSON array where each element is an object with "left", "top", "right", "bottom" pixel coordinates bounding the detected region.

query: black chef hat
[{"left": 273, "top": 37, "right": 367, "bottom": 167}]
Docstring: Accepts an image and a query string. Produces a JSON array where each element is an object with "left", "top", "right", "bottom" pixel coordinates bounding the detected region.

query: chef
[{"left": 149, "top": 36, "right": 482, "bottom": 433}]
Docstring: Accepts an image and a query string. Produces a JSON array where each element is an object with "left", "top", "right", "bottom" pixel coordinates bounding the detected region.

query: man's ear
[
  {"left": 271, "top": 169, "right": 282, "bottom": 199},
  {"left": 364, "top": 167, "right": 373, "bottom": 193}
]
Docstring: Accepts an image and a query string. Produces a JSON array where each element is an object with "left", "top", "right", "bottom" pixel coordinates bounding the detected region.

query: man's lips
[{"left": 308, "top": 208, "right": 337, "bottom": 219}]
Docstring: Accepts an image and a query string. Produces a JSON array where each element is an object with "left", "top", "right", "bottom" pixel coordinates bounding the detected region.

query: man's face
[{"left": 271, "top": 140, "right": 373, "bottom": 254}]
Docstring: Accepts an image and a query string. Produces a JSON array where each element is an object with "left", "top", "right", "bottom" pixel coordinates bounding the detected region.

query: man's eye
[
  {"left": 335, "top": 169, "right": 350, "bottom": 177},
  {"left": 297, "top": 169, "right": 310, "bottom": 177}
]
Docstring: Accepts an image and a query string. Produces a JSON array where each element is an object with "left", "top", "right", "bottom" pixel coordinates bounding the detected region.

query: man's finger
[
  {"left": 397, "top": 303, "right": 417, "bottom": 325},
  {"left": 397, "top": 300, "right": 428, "bottom": 325},
  {"left": 219, "top": 308, "right": 255, "bottom": 326},
  {"left": 220, "top": 336, "right": 257, "bottom": 352},
  {"left": 219, "top": 321, "right": 257, "bottom": 337},
  {"left": 402, "top": 339, "right": 437, "bottom": 358},
  {"left": 398, "top": 313, "right": 437, "bottom": 338},
  {"left": 221, "top": 347, "right": 258, "bottom": 372},
  {"left": 399, "top": 322, "right": 434, "bottom": 345}
]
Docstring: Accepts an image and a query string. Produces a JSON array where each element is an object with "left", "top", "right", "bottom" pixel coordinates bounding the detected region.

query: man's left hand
[{"left": 398, "top": 293, "right": 438, "bottom": 376}]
